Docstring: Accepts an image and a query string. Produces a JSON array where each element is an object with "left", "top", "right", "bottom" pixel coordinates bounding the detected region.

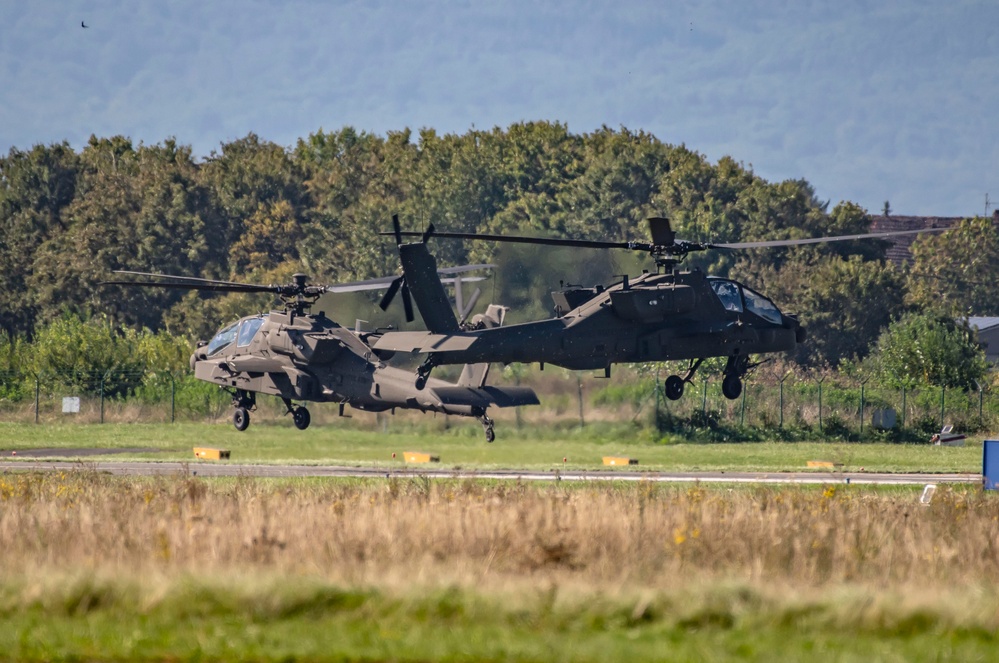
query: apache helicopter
[
  {"left": 103, "top": 266, "right": 538, "bottom": 441},
  {"left": 372, "top": 217, "right": 947, "bottom": 402}
]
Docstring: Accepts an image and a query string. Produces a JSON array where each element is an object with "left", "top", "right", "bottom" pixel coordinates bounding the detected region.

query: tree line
[{"left": 2, "top": 122, "right": 997, "bottom": 388}]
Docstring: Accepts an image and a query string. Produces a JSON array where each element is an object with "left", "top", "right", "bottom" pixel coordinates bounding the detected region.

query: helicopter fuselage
[
  {"left": 191, "top": 309, "right": 535, "bottom": 420},
  {"left": 371, "top": 268, "right": 803, "bottom": 371}
]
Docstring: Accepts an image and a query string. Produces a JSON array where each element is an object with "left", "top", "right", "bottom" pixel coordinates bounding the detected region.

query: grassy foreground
[
  {"left": 2, "top": 471, "right": 999, "bottom": 660},
  {"left": 2, "top": 574, "right": 997, "bottom": 662},
  {"left": 0, "top": 420, "right": 986, "bottom": 473}
]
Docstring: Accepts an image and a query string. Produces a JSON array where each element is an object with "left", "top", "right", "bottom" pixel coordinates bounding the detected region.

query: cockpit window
[
  {"left": 207, "top": 323, "right": 238, "bottom": 356},
  {"left": 710, "top": 280, "right": 744, "bottom": 313},
  {"left": 742, "top": 287, "right": 783, "bottom": 325},
  {"left": 237, "top": 317, "right": 265, "bottom": 347}
]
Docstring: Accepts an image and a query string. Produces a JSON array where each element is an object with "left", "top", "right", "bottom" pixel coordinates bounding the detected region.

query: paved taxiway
[{"left": 0, "top": 459, "right": 981, "bottom": 486}]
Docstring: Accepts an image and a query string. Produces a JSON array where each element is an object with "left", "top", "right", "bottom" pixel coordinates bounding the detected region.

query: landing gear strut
[
  {"left": 231, "top": 389, "right": 256, "bottom": 431},
  {"left": 415, "top": 356, "right": 438, "bottom": 390},
  {"left": 722, "top": 355, "right": 750, "bottom": 401},
  {"left": 721, "top": 354, "right": 750, "bottom": 401},
  {"left": 480, "top": 415, "right": 495, "bottom": 443},
  {"left": 663, "top": 358, "right": 705, "bottom": 401},
  {"left": 282, "top": 398, "right": 312, "bottom": 430}
]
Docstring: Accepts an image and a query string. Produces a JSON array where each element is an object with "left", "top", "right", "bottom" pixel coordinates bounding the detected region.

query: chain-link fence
[
  {"left": 650, "top": 371, "right": 995, "bottom": 440},
  {"left": 1, "top": 367, "right": 995, "bottom": 440},
  {"left": 0, "top": 370, "right": 231, "bottom": 424}
]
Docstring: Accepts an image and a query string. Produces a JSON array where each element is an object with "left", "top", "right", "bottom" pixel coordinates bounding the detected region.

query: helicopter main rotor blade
[
  {"left": 383, "top": 230, "right": 636, "bottom": 250},
  {"left": 709, "top": 226, "right": 952, "bottom": 250},
  {"left": 326, "top": 264, "right": 495, "bottom": 294},
  {"left": 106, "top": 270, "right": 276, "bottom": 292},
  {"left": 388, "top": 225, "right": 953, "bottom": 253},
  {"left": 102, "top": 280, "right": 273, "bottom": 293},
  {"left": 436, "top": 263, "right": 496, "bottom": 275}
]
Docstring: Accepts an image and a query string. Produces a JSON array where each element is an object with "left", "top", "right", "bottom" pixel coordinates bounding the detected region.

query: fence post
[
  {"left": 701, "top": 379, "right": 708, "bottom": 418},
  {"left": 740, "top": 380, "right": 747, "bottom": 427},
  {"left": 817, "top": 376, "right": 825, "bottom": 433},
  {"left": 34, "top": 373, "right": 40, "bottom": 424},
  {"left": 100, "top": 371, "right": 106, "bottom": 424},
  {"left": 169, "top": 372, "right": 176, "bottom": 423},
  {"left": 859, "top": 377, "right": 869, "bottom": 436},
  {"left": 577, "top": 374, "right": 584, "bottom": 428},
  {"left": 655, "top": 370, "right": 661, "bottom": 424},
  {"left": 901, "top": 386, "right": 906, "bottom": 429},
  {"left": 979, "top": 383, "right": 985, "bottom": 428},
  {"left": 940, "top": 386, "right": 946, "bottom": 428},
  {"left": 779, "top": 372, "right": 792, "bottom": 428}
]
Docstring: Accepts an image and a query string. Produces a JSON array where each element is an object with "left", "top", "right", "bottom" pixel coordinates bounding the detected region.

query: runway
[{"left": 0, "top": 459, "right": 981, "bottom": 486}]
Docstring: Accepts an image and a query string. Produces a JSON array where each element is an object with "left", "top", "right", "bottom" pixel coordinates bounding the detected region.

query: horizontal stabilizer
[
  {"left": 372, "top": 331, "right": 477, "bottom": 354},
  {"left": 431, "top": 386, "right": 540, "bottom": 409}
]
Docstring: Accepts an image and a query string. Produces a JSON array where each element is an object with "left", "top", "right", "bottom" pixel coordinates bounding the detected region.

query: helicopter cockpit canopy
[
  {"left": 237, "top": 316, "right": 267, "bottom": 347},
  {"left": 708, "top": 278, "right": 783, "bottom": 325},
  {"left": 207, "top": 315, "right": 268, "bottom": 356},
  {"left": 207, "top": 323, "right": 238, "bottom": 356}
]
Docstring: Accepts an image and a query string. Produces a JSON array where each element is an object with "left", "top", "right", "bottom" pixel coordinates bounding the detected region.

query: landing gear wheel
[
  {"left": 415, "top": 374, "right": 428, "bottom": 390},
  {"left": 722, "top": 374, "right": 743, "bottom": 400},
  {"left": 233, "top": 407, "right": 250, "bottom": 431},
  {"left": 292, "top": 406, "right": 311, "bottom": 430},
  {"left": 664, "top": 375, "right": 685, "bottom": 401},
  {"left": 481, "top": 415, "right": 495, "bottom": 443}
]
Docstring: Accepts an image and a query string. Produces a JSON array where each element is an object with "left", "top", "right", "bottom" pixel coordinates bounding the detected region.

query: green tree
[
  {"left": 869, "top": 311, "right": 988, "bottom": 389},
  {"left": 199, "top": 133, "right": 308, "bottom": 277},
  {"left": 759, "top": 254, "right": 907, "bottom": 367},
  {"left": 906, "top": 216, "right": 999, "bottom": 315},
  {"left": 25, "top": 315, "right": 145, "bottom": 396},
  {"left": 29, "top": 137, "right": 221, "bottom": 332},
  {"left": 0, "top": 142, "right": 79, "bottom": 339},
  {"left": 295, "top": 127, "right": 412, "bottom": 281}
]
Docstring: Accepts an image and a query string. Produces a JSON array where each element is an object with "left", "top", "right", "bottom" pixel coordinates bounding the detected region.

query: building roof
[
  {"left": 868, "top": 215, "right": 964, "bottom": 265},
  {"left": 967, "top": 317, "right": 999, "bottom": 332}
]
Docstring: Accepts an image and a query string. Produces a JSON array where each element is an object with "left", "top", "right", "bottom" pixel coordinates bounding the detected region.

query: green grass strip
[{"left": 0, "top": 573, "right": 996, "bottom": 662}]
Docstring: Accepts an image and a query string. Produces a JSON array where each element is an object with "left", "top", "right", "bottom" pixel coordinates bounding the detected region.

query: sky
[{"left": 2, "top": 0, "right": 997, "bottom": 217}]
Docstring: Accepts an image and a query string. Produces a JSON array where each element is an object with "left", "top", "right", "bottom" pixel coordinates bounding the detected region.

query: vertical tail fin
[
  {"left": 456, "top": 304, "right": 509, "bottom": 388},
  {"left": 399, "top": 243, "right": 460, "bottom": 333},
  {"left": 457, "top": 362, "right": 490, "bottom": 388}
]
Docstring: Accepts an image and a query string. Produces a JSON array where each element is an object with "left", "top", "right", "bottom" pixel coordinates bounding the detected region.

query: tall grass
[{"left": 2, "top": 472, "right": 997, "bottom": 592}]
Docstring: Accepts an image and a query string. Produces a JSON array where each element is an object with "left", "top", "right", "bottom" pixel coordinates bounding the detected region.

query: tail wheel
[
  {"left": 233, "top": 407, "right": 250, "bottom": 431},
  {"left": 292, "top": 406, "right": 311, "bottom": 430}
]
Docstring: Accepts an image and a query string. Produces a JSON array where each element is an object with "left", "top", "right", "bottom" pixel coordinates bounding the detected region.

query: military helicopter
[
  {"left": 372, "top": 217, "right": 948, "bottom": 401},
  {"left": 103, "top": 266, "right": 538, "bottom": 441}
]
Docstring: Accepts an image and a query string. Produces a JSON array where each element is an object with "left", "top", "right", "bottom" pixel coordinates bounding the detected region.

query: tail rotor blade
[
  {"left": 421, "top": 222, "right": 436, "bottom": 244},
  {"left": 379, "top": 277, "right": 403, "bottom": 311},
  {"left": 401, "top": 282, "right": 414, "bottom": 322},
  {"left": 392, "top": 214, "right": 403, "bottom": 245}
]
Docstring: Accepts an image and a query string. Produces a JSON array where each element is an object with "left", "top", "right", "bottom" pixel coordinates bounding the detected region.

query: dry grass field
[{"left": 2, "top": 470, "right": 999, "bottom": 660}]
